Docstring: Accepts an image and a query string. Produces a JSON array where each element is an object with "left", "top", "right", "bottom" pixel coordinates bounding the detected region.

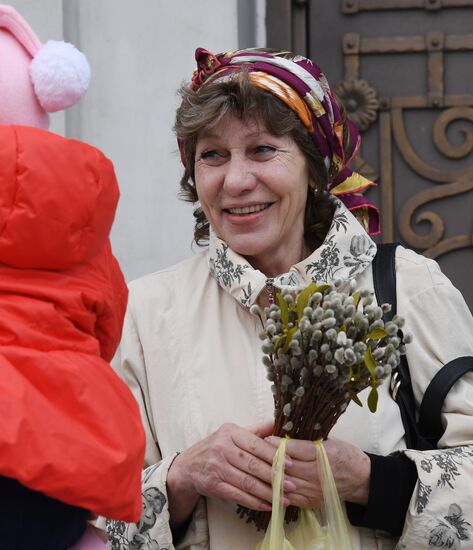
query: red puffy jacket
[{"left": 0, "top": 125, "right": 145, "bottom": 522}]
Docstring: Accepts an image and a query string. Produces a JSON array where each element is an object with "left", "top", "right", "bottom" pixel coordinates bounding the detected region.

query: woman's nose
[{"left": 223, "top": 156, "right": 257, "bottom": 196}]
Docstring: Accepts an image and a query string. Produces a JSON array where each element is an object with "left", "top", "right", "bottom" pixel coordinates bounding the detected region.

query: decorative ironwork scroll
[{"left": 337, "top": 13, "right": 473, "bottom": 260}]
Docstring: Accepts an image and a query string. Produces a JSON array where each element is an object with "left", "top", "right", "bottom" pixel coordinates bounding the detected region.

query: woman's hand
[
  {"left": 265, "top": 436, "right": 371, "bottom": 509},
  {"left": 167, "top": 420, "right": 280, "bottom": 529}
]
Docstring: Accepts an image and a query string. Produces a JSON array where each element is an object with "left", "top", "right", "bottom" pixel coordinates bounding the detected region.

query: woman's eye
[
  {"left": 197, "top": 150, "right": 225, "bottom": 165},
  {"left": 254, "top": 145, "right": 276, "bottom": 155},
  {"left": 200, "top": 150, "right": 220, "bottom": 160}
]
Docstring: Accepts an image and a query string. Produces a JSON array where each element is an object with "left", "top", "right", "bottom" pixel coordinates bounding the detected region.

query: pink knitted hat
[{"left": 0, "top": 4, "right": 91, "bottom": 129}]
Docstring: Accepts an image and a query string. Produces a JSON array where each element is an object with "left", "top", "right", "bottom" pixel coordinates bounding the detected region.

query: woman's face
[{"left": 194, "top": 115, "right": 311, "bottom": 276}]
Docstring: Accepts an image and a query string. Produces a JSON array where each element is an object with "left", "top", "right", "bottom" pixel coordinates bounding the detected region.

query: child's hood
[{"left": 0, "top": 125, "right": 119, "bottom": 269}]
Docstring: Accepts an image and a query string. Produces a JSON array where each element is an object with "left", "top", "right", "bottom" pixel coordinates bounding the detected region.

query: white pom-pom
[{"left": 30, "top": 40, "right": 91, "bottom": 112}]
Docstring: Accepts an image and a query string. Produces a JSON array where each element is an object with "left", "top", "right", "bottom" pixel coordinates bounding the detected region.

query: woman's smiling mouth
[{"left": 226, "top": 203, "right": 272, "bottom": 215}]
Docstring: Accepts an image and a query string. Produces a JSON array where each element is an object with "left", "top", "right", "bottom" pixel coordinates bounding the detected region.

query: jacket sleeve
[
  {"left": 394, "top": 251, "right": 473, "bottom": 547},
  {"left": 346, "top": 452, "right": 418, "bottom": 535},
  {"left": 103, "top": 291, "right": 209, "bottom": 549}
]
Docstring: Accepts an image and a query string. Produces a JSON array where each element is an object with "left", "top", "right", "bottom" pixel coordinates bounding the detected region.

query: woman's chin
[{"left": 230, "top": 242, "right": 266, "bottom": 260}]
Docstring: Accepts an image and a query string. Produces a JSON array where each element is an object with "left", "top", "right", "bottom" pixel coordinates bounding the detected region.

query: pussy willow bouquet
[{"left": 238, "top": 279, "right": 411, "bottom": 531}]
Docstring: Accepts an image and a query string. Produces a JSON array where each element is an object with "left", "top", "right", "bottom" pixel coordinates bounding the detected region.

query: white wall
[{"left": 7, "top": 0, "right": 265, "bottom": 281}]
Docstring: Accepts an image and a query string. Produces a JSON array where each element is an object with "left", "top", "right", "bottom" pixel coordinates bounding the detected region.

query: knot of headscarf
[{"left": 190, "top": 47, "right": 380, "bottom": 235}]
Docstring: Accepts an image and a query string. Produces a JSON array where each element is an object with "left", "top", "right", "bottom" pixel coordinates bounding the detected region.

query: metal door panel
[{"left": 266, "top": 0, "right": 473, "bottom": 311}]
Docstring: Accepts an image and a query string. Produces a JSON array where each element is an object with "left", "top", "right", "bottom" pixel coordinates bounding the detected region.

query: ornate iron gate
[{"left": 266, "top": 0, "right": 473, "bottom": 311}]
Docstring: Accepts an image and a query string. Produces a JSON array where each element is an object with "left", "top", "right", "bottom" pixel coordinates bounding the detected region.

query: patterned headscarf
[{"left": 188, "top": 47, "right": 380, "bottom": 235}]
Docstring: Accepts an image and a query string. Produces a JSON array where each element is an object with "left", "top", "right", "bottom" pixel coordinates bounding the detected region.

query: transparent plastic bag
[{"left": 257, "top": 438, "right": 352, "bottom": 550}]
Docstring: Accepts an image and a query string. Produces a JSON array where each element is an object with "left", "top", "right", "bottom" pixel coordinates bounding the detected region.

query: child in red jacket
[{"left": 0, "top": 5, "right": 145, "bottom": 549}]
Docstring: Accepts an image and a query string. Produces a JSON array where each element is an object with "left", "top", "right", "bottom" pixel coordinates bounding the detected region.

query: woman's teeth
[{"left": 228, "top": 204, "right": 270, "bottom": 215}]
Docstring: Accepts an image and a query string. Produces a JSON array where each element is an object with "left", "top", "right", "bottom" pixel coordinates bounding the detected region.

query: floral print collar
[{"left": 207, "top": 199, "right": 377, "bottom": 307}]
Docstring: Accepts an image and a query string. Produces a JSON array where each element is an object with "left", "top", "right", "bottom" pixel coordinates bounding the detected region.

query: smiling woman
[
  {"left": 105, "top": 48, "right": 473, "bottom": 550},
  {"left": 176, "top": 69, "right": 340, "bottom": 255}
]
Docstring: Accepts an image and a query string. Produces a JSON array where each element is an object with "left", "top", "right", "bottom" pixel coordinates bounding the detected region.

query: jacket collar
[{"left": 207, "top": 199, "right": 376, "bottom": 307}]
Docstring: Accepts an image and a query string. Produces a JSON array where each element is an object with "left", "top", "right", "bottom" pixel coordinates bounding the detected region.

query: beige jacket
[{"left": 106, "top": 202, "right": 473, "bottom": 550}]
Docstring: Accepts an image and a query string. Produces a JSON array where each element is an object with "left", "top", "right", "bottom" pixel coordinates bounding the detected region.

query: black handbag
[{"left": 372, "top": 243, "right": 473, "bottom": 450}]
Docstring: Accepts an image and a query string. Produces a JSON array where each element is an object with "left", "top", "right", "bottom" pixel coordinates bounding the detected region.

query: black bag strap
[
  {"left": 372, "top": 243, "right": 399, "bottom": 320},
  {"left": 419, "top": 356, "right": 473, "bottom": 445},
  {"left": 372, "top": 243, "right": 429, "bottom": 448},
  {"left": 372, "top": 243, "right": 473, "bottom": 449}
]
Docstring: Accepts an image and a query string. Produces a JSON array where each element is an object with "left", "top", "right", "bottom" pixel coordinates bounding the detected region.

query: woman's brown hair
[{"left": 174, "top": 72, "right": 338, "bottom": 252}]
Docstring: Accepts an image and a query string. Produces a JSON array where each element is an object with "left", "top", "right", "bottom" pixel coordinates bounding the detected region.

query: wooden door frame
[{"left": 266, "top": 0, "right": 309, "bottom": 55}]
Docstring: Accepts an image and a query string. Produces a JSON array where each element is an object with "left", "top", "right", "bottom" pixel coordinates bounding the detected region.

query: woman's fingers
[
  {"left": 180, "top": 422, "right": 284, "bottom": 508},
  {"left": 264, "top": 436, "right": 371, "bottom": 507},
  {"left": 232, "top": 425, "right": 276, "bottom": 466},
  {"left": 265, "top": 435, "right": 317, "bottom": 462},
  {"left": 226, "top": 445, "right": 272, "bottom": 485},
  {"left": 219, "top": 462, "right": 275, "bottom": 506},
  {"left": 247, "top": 419, "right": 274, "bottom": 438}
]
